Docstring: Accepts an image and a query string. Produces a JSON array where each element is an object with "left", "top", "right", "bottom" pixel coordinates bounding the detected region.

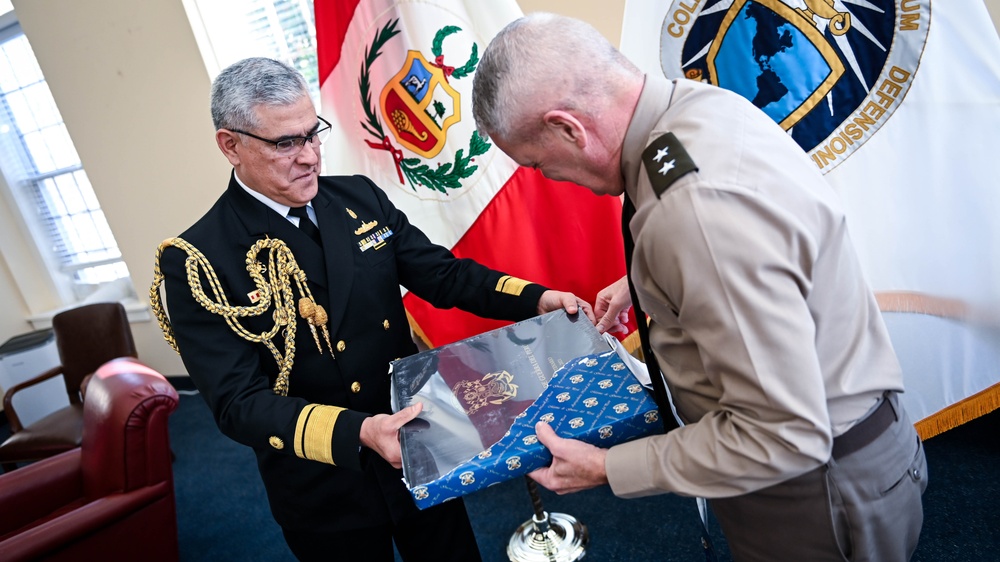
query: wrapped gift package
[{"left": 390, "top": 310, "right": 665, "bottom": 510}]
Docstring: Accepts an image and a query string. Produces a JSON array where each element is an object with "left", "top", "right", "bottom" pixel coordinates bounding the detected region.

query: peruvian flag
[{"left": 315, "top": 0, "right": 628, "bottom": 347}]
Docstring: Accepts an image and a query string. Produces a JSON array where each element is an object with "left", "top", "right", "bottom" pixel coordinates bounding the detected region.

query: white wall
[
  {"left": 11, "top": 0, "right": 228, "bottom": 376},
  {"left": 518, "top": 0, "right": 623, "bottom": 44},
  {"left": 0, "top": 254, "right": 30, "bottom": 340}
]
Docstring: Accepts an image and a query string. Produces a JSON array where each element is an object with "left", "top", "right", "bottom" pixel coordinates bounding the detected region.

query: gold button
[
  {"left": 351, "top": 381, "right": 361, "bottom": 393},
  {"left": 383, "top": 319, "right": 390, "bottom": 330},
  {"left": 337, "top": 340, "right": 346, "bottom": 352},
  {"left": 268, "top": 436, "right": 284, "bottom": 450}
]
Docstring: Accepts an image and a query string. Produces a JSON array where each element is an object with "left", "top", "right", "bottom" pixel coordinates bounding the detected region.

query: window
[
  {"left": 183, "top": 0, "right": 320, "bottom": 103},
  {"left": 0, "top": 13, "right": 134, "bottom": 303}
]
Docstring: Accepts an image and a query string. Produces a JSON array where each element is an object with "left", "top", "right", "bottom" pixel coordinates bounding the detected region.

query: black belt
[{"left": 831, "top": 393, "right": 898, "bottom": 459}]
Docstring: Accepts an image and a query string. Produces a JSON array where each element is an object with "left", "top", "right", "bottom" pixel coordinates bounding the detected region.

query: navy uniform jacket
[{"left": 161, "top": 173, "right": 547, "bottom": 532}]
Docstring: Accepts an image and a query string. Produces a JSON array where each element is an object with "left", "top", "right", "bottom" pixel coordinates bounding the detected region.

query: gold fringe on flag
[
  {"left": 915, "top": 382, "right": 1000, "bottom": 440},
  {"left": 620, "top": 330, "right": 642, "bottom": 358},
  {"left": 405, "top": 309, "right": 433, "bottom": 351},
  {"left": 875, "top": 290, "right": 969, "bottom": 319}
]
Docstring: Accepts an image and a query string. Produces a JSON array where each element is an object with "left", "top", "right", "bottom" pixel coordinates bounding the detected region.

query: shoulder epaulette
[{"left": 641, "top": 132, "right": 698, "bottom": 198}]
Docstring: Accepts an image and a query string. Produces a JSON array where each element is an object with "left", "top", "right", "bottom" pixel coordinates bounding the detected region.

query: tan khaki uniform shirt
[{"left": 605, "top": 76, "right": 903, "bottom": 499}]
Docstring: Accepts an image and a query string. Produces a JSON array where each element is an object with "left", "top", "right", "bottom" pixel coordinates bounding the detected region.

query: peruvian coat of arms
[{"left": 358, "top": 20, "right": 489, "bottom": 194}]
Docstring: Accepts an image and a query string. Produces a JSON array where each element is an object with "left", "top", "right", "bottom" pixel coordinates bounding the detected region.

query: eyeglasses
[{"left": 230, "top": 116, "right": 332, "bottom": 155}]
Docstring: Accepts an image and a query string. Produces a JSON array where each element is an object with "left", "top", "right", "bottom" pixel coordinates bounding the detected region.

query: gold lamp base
[{"left": 507, "top": 478, "right": 588, "bottom": 562}]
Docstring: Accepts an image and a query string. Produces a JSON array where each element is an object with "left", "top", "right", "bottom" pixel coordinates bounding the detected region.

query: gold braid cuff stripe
[
  {"left": 293, "top": 403, "right": 344, "bottom": 465},
  {"left": 495, "top": 275, "right": 531, "bottom": 297},
  {"left": 149, "top": 236, "right": 333, "bottom": 396}
]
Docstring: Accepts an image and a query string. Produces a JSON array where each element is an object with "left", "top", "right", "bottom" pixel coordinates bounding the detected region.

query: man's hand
[
  {"left": 594, "top": 276, "right": 632, "bottom": 335},
  {"left": 537, "top": 290, "right": 596, "bottom": 324},
  {"left": 359, "top": 403, "right": 423, "bottom": 469},
  {"left": 529, "top": 422, "right": 609, "bottom": 494}
]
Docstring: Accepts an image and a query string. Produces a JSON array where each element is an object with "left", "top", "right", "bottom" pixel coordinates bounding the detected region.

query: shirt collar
[{"left": 621, "top": 74, "right": 676, "bottom": 203}]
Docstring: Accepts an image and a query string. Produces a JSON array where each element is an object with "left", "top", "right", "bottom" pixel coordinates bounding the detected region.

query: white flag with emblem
[{"left": 621, "top": 0, "right": 1000, "bottom": 437}]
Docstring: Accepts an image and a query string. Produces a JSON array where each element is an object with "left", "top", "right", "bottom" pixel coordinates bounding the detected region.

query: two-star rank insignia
[{"left": 641, "top": 132, "right": 698, "bottom": 198}]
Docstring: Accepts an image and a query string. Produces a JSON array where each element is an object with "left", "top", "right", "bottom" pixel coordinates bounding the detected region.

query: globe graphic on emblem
[{"left": 713, "top": 3, "right": 832, "bottom": 127}]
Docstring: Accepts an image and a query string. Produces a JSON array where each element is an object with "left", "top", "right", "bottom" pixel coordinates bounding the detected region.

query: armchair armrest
[
  {"left": 0, "top": 449, "right": 82, "bottom": 537},
  {"left": 2, "top": 365, "right": 66, "bottom": 432},
  {"left": 0, "top": 481, "right": 172, "bottom": 562}
]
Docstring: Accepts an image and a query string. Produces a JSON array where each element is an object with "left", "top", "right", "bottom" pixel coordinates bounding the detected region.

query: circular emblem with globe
[{"left": 661, "top": 0, "right": 929, "bottom": 171}]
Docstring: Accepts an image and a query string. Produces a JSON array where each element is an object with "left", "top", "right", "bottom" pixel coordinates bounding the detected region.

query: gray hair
[
  {"left": 210, "top": 57, "right": 310, "bottom": 131},
  {"left": 472, "top": 13, "right": 640, "bottom": 141}
]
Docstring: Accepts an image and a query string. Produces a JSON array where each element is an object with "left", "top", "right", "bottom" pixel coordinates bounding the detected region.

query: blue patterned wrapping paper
[{"left": 407, "top": 349, "right": 665, "bottom": 509}]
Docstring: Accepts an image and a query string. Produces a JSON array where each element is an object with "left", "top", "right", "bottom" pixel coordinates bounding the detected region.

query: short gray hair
[
  {"left": 210, "top": 57, "right": 310, "bottom": 131},
  {"left": 472, "top": 13, "right": 640, "bottom": 141}
]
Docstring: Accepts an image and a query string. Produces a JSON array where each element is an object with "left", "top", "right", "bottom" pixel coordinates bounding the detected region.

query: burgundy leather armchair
[
  {"left": 0, "top": 302, "right": 138, "bottom": 472},
  {"left": 0, "top": 358, "right": 180, "bottom": 562}
]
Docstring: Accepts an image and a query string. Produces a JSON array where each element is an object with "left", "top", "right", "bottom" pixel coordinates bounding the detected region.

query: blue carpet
[{"left": 164, "top": 391, "right": 1000, "bottom": 561}]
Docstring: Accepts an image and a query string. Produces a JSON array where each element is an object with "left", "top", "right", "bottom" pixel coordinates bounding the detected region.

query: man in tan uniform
[{"left": 472, "top": 13, "right": 927, "bottom": 562}]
